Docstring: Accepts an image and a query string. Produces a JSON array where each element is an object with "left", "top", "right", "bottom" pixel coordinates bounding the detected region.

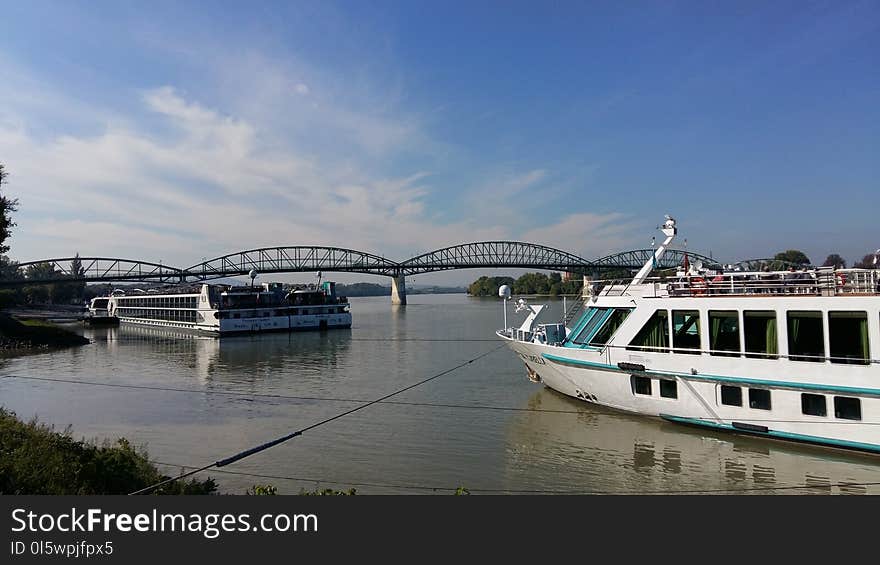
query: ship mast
[{"left": 631, "top": 215, "right": 677, "bottom": 285}]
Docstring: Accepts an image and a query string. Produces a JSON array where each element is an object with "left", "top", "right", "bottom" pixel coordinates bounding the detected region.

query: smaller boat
[{"left": 84, "top": 296, "right": 119, "bottom": 325}]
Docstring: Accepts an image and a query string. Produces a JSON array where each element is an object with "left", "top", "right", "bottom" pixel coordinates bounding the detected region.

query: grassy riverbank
[
  {"left": 0, "top": 408, "right": 217, "bottom": 494},
  {"left": 0, "top": 312, "right": 89, "bottom": 351}
]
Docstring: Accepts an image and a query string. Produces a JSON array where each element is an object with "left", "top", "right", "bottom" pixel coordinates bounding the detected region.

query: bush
[
  {"left": 299, "top": 486, "right": 357, "bottom": 495},
  {"left": 0, "top": 408, "right": 216, "bottom": 494}
]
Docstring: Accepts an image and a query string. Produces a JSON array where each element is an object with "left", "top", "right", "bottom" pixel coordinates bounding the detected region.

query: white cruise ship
[
  {"left": 497, "top": 216, "right": 880, "bottom": 454},
  {"left": 94, "top": 281, "right": 351, "bottom": 336}
]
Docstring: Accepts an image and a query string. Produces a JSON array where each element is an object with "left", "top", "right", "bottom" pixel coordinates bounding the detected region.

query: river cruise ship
[
  {"left": 84, "top": 296, "right": 119, "bottom": 325},
  {"left": 498, "top": 216, "right": 880, "bottom": 454},
  {"left": 101, "top": 281, "right": 351, "bottom": 335}
]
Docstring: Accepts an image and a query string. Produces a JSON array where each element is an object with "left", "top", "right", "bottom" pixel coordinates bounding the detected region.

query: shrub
[{"left": 0, "top": 408, "right": 216, "bottom": 495}]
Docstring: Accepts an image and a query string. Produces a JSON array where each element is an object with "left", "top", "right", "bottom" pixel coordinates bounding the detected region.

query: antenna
[{"left": 498, "top": 284, "right": 511, "bottom": 331}]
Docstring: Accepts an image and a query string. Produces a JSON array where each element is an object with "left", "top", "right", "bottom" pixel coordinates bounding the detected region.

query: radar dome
[
  {"left": 498, "top": 285, "right": 511, "bottom": 299},
  {"left": 249, "top": 269, "right": 258, "bottom": 280}
]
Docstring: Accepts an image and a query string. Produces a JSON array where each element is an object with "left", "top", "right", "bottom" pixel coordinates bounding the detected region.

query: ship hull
[
  {"left": 502, "top": 336, "right": 880, "bottom": 455},
  {"left": 118, "top": 312, "right": 352, "bottom": 336}
]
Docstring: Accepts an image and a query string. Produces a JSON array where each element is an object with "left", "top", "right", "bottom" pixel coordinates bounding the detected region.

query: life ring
[
  {"left": 690, "top": 277, "right": 707, "bottom": 296},
  {"left": 836, "top": 273, "right": 847, "bottom": 288}
]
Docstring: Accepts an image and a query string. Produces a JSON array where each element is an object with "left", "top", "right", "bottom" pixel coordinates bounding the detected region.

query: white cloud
[
  {"left": 0, "top": 86, "right": 514, "bottom": 272},
  {"left": 0, "top": 55, "right": 631, "bottom": 284}
]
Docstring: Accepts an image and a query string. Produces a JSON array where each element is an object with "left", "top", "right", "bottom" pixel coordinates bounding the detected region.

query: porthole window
[
  {"left": 801, "top": 393, "right": 827, "bottom": 417},
  {"left": 748, "top": 388, "right": 772, "bottom": 410},
  {"left": 659, "top": 380, "right": 678, "bottom": 399},
  {"left": 631, "top": 376, "right": 652, "bottom": 396},
  {"left": 834, "top": 396, "right": 861, "bottom": 421},
  {"left": 720, "top": 385, "right": 742, "bottom": 407}
]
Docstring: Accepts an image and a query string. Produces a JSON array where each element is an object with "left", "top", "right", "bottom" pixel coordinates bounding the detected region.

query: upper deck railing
[{"left": 592, "top": 268, "right": 880, "bottom": 298}]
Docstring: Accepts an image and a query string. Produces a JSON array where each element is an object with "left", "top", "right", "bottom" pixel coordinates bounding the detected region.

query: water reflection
[
  {"left": 504, "top": 387, "right": 880, "bottom": 494},
  {"left": 81, "top": 324, "right": 353, "bottom": 386}
]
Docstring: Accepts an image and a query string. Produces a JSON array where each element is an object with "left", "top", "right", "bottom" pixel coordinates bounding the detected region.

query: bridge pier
[{"left": 391, "top": 274, "right": 407, "bottom": 305}]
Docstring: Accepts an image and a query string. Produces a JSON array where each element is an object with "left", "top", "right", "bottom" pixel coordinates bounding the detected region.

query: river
[{"left": 1, "top": 294, "right": 878, "bottom": 494}]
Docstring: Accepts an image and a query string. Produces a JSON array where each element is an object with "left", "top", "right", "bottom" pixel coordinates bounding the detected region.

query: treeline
[
  {"left": 775, "top": 250, "right": 878, "bottom": 269},
  {"left": 333, "top": 282, "right": 466, "bottom": 297},
  {"left": 468, "top": 273, "right": 584, "bottom": 296},
  {"left": 0, "top": 255, "right": 88, "bottom": 307}
]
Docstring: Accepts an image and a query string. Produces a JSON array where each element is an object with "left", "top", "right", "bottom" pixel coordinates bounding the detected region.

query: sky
[{"left": 0, "top": 1, "right": 877, "bottom": 285}]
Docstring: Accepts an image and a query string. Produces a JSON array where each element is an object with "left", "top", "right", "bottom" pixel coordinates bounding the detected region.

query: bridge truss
[{"left": 1, "top": 243, "right": 727, "bottom": 287}]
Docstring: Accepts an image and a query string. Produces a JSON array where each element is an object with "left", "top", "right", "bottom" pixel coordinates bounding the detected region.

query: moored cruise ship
[
  {"left": 498, "top": 216, "right": 880, "bottom": 454},
  {"left": 97, "top": 281, "right": 351, "bottom": 335}
]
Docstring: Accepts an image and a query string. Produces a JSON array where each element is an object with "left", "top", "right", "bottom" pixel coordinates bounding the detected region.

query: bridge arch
[
  {"left": 400, "top": 241, "right": 591, "bottom": 275},
  {"left": 728, "top": 257, "right": 810, "bottom": 272},
  {"left": 589, "top": 249, "right": 720, "bottom": 271},
  {"left": 183, "top": 246, "right": 401, "bottom": 280},
  {"left": 7, "top": 257, "right": 186, "bottom": 285}
]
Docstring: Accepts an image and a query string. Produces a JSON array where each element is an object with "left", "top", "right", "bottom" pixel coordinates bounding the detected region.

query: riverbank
[
  {"left": 0, "top": 407, "right": 217, "bottom": 494},
  {"left": 0, "top": 311, "right": 90, "bottom": 351}
]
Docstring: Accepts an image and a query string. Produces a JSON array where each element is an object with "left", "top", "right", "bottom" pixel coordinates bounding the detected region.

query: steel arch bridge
[
  {"left": 590, "top": 248, "right": 719, "bottom": 272},
  {"left": 10, "top": 257, "right": 186, "bottom": 285},
  {"left": 399, "top": 241, "right": 595, "bottom": 276},
  {"left": 0, "top": 242, "right": 721, "bottom": 287},
  {"left": 183, "top": 246, "right": 400, "bottom": 281}
]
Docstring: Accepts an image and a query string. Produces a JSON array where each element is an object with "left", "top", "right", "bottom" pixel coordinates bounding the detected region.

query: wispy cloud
[
  {"left": 521, "top": 212, "right": 637, "bottom": 259},
  {"left": 0, "top": 49, "right": 630, "bottom": 282}
]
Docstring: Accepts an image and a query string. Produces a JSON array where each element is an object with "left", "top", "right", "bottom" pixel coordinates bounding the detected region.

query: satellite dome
[{"left": 498, "top": 285, "right": 511, "bottom": 299}]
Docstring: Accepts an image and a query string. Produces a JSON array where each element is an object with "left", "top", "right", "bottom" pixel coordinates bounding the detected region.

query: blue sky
[{"left": 0, "top": 1, "right": 877, "bottom": 284}]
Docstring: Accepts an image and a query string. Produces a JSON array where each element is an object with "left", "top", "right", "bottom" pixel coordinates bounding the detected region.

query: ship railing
[
  {"left": 586, "top": 279, "right": 633, "bottom": 297},
  {"left": 497, "top": 328, "right": 534, "bottom": 342},
  {"left": 640, "top": 268, "right": 879, "bottom": 298}
]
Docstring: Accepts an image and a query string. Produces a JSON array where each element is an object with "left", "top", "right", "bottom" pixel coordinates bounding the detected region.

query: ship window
[
  {"left": 659, "top": 379, "right": 678, "bottom": 399},
  {"left": 631, "top": 376, "right": 652, "bottom": 396},
  {"left": 787, "top": 311, "right": 825, "bottom": 362},
  {"left": 627, "top": 310, "right": 669, "bottom": 353},
  {"left": 801, "top": 394, "right": 827, "bottom": 417},
  {"left": 672, "top": 310, "right": 701, "bottom": 354},
  {"left": 828, "top": 311, "right": 869, "bottom": 365},
  {"left": 834, "top": 397, "right": 861, "bottom": 420},
  {"left": 709, "top": 311, "right": 740, "bottom": 357},
  {"left": 749, "top": 388, "right": 771, "bottom": 410},
  {"left": 744, "top": 311, "right": 778, "bottom": 359},
  {"left": 720, "top": 385, "right": 742, "bottom": 406},
  {"left": 589, "top": 308, "right": 633, "bottom": 346},
  {"left": 571, "top": 308, "right": 611, "bottom": 345}
]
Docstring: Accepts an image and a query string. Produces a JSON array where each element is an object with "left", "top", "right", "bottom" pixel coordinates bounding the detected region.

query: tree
[
  {"left": 25, "top": 262, "right": 59, "bottom": 303},
  {"left": 0, "top": 256, "right": 24, "bottom": 307},
  {"left": 71, "top": 253, "right": 85, "bottom": 278},
  {"left": 467, "top": 276, "right": 515, "bottom": 297},
  {"left": 821, "top": 254, "right": 847, "bottom": 269},
  {"left": 61, "top": 253, "right": 87, "bottom": 302},
  {"left": 0, "top": 164, "right": 19, "bottom": 255},
  {"left": 853, "top": 252, "right": 879, "bottom": 269},
  {"left": 773, "top": 249, "right": 811, "bottom": 266}
]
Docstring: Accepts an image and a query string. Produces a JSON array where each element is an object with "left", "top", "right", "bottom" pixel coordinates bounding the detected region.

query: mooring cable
[{"left": 128, "top": 344, "right": 505, "bottom": 495}]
